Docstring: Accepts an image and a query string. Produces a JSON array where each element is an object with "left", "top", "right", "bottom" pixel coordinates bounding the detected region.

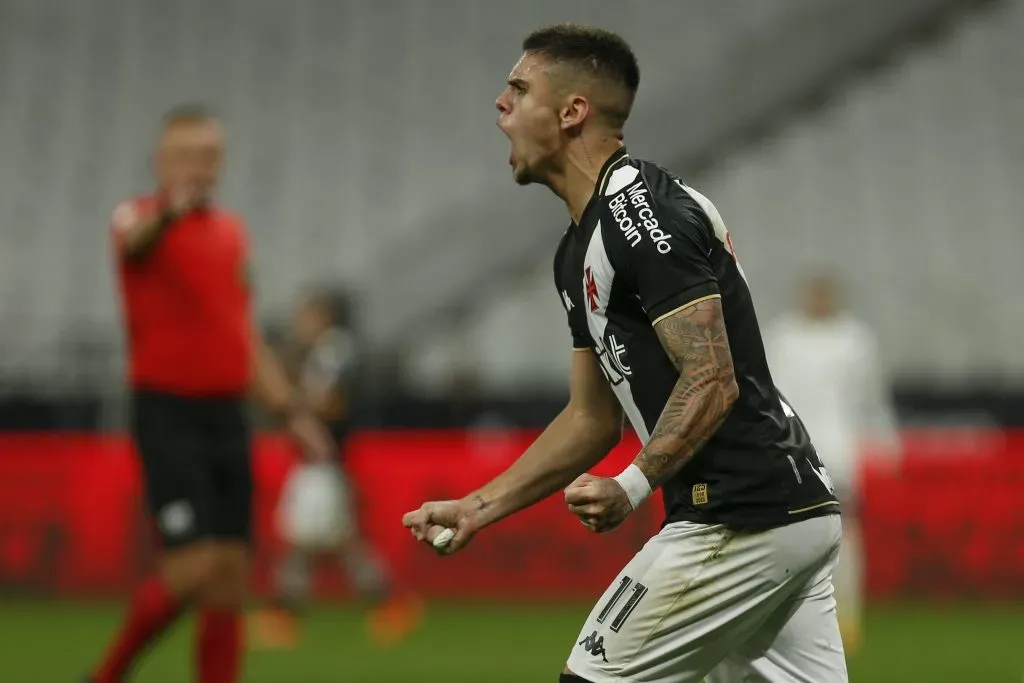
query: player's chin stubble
[{"left": 512, "top": 165, "right": 533, "bottom": 186}]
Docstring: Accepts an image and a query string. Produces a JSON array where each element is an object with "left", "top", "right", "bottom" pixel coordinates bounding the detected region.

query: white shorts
[
  {"left": 566, "top": 514, "right": 848, "bottom": 683},
  {"left": 277, "top": 463, "right": 357, "bottom": 550}
]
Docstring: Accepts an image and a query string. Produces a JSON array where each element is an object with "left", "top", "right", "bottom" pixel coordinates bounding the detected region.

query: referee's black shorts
[{"left": 131, "top": 390, "right": 253, "bottom": 549}]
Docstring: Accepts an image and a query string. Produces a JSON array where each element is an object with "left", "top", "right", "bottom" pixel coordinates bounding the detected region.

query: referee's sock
[
  {"left": 197, "top": 607, "right": 243, "bottom": 683},
  {"left": 93, "top": 575, "right": 182, "bottom": 683}
]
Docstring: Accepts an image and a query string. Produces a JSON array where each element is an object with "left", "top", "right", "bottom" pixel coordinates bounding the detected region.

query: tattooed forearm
[{"left": 635, "top": 298, "right": 739, "bottom": 487}]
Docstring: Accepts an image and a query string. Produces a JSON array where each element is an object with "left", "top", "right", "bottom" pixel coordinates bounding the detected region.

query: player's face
[
  {"left": 155, "top": 119, "right": 224, "bottom": 202},
  {"left": 495, "top": 53, "right": 565, "bottom": 185},
  {"left": 803, "top": 276, "right": 839, "bottom": 319},
  {"left": 291, "top": 302, "right": 328, "bottom": 349}
]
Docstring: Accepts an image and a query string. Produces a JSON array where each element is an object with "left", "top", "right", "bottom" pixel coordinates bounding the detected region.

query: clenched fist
[{"left": 564, "top": 473, "right": 633, "bottom": 533}]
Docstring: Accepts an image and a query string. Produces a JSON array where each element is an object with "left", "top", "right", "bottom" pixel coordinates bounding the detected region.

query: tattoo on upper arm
[
  {"left": 654, "top": 298, "right": 732, "bottom": 376},
  {"left": 636, "top": 298, "right": 738, "bottom": 485}
]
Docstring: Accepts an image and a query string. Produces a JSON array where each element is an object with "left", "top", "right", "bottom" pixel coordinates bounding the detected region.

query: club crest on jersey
[
  {"left": 692, "top": 483, "right": 709, "bottom": 505},
  {"left": 584, "top": 266, "right": 600, "bottom": 312}
]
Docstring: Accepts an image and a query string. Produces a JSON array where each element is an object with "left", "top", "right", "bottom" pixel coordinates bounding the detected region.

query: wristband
[{"left": 613, "top": 464, "right": 652, "bottom": 510}]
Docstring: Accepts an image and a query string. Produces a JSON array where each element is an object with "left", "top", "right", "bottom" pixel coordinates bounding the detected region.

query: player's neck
[{"left": 552, "top": 137, "right": 623, "bottom": 224}]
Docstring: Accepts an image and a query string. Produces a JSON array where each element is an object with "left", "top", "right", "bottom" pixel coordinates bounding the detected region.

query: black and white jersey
[
  {"left": 299, "top": 326, "right": 357, "bottom": 451},
  {"left": 554, "top": 148, "right": 839, "bottom": 530}
]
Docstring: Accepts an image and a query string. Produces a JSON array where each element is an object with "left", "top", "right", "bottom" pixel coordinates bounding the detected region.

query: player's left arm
[
  {"left": 628, "top": 182, "right": 741, "bottom": 493},
  {"left": 635, "top": 297, "right": 739, "bottom": 487},
  {"left": 566, "top": 298, "right": 739, "bottom": 532}
]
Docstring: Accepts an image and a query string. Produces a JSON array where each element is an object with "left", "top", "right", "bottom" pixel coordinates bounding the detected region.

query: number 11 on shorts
[{"left": 596, "top": 575, "right": 648, "bottom": 633}]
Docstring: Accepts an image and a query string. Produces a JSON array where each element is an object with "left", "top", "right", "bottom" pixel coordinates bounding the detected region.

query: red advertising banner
[
  {"left": 0, "top": 430, "right": 1021, "bottom": 599},
  {"left": 0, "top": 431, "right": 659, "bottom": 599},
  {"left": 860, "top": 429, "right": 1024, "bottom": 600}
]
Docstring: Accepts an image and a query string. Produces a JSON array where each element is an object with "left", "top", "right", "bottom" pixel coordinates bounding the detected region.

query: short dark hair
[
  {"left": 304, "top": 287, "right": 353, "bottom": 328},
  {"left": 522, "top": 24, "right": 640, "bottom": 128},
  {"left": 162, "top": 102, "right": 217, "bottom": 127}
]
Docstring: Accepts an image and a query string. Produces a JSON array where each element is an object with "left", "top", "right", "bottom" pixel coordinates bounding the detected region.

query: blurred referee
[{"left": 86, "top": 105, "right": 331, "bottom": 683}]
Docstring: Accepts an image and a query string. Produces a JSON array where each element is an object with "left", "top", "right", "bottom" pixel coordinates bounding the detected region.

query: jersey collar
[
  {"left": 596, "top": 146, "right": 630, "bottom": 196},
  {"left": 576, "top": 146, "right": 630, "bottom": 227}
]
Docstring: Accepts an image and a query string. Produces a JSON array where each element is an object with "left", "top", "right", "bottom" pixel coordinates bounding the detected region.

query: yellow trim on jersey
[
  {"left": 788, "top": 501, "right": 841, "bottom": 515},
  {"left": 572, "top": 346, "right": 592, "bottom": 352},
  {"left": 651, "top": 294, "right": 722, "bottom": 326},
  {"left": 596, "top": 152, "right": 630, "bottom": 195}
]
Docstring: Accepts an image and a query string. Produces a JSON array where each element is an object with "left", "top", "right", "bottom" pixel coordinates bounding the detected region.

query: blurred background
[{"left": 0, "top": 0, "right": 1022, "bottom": 681}]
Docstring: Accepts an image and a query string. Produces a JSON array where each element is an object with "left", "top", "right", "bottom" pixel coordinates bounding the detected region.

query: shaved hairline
[{"left": 537, "top": 55, "right": 634, "bottom": 129}]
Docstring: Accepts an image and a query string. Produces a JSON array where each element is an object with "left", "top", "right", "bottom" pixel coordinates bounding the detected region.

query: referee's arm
[
  {"left": 112, "top": 192, "right": 202, "bottom": 262},
  {"left": 251, "top": 333, "right": 297, "bottom": 415},
  {"left": 251, "top": 329, "right": 334, "bottom": 461},
  {"left": 244, "top": 262, "right": 333, "bottom": 460}
]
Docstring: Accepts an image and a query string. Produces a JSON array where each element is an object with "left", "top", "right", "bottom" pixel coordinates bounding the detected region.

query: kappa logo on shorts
[
  {"left": 158, "top": 500, "right": 195, "bottom": 538},
  {"left": 692, "top": 483, "right": 709, "bottom": 505},
  {"left": 578, "top": 631, "right": 608, "bottom": 662}
]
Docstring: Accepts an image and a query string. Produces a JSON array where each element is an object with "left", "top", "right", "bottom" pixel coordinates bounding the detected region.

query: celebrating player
[
  {"left": 252, "top": 290, "right": 422, "bottom": 648},
  {"left": 87, "top": 105, "right": 331, "bottom": 683},
  {"left": 404, "top": 25, "right": 848, "bottom": 683}
]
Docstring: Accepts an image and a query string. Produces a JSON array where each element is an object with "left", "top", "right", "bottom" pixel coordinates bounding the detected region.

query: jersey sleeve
[
  {"left": 604, "top": 173, "right": 720, "bottom": 324},
  {"left": 553, "top": 238, "right": 592, "bottom": 349},
  {"left": 568, "top": 315, "right": 592, "bottom": 350}
]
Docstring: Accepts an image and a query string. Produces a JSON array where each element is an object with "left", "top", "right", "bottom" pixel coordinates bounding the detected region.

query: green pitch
[{"left": 0, "top": 600, "right": 1021, "bottom": 682}]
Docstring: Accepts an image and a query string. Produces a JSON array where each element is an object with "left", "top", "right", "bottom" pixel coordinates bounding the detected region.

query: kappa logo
[
  {"left": 584, "top": 266, "right": 600, "bottom": 312},
  {"left": 578, "top": 631, "right": 608, "bottom": 662}
]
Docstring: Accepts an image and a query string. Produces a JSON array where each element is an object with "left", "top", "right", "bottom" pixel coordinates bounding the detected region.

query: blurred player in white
[
  {"left": 252, "top": 290, "right": 422, "bottom": 648},
  {"left": 764, "top": 271, "right": 900, "bottom": 651}
]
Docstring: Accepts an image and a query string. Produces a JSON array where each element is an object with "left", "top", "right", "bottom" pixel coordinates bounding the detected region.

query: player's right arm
[{"left": 402, "top": 349, "right": 623, "bottom": 554}]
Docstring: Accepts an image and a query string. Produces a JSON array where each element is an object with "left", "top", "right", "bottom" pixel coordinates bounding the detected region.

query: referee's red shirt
[{"left": 112, "top": 195, "right": 254, "bottom": 397}]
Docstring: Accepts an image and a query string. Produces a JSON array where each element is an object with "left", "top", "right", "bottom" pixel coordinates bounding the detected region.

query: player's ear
[{"left": 560, "top": 94, "right": 590, "bottom": 132}]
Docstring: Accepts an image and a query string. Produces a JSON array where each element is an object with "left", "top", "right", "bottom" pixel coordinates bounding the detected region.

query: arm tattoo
[
  {"left": 636, "top": 298, "right": 739, "bottom": 488},
  {"left": 472, "top": 494, "right": 490, "bottom": 511}
]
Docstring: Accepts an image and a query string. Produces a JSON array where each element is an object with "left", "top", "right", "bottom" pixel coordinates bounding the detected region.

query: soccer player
[
  {"left": 403, "top": 25, "right": 848, "bottom": 683},
  {"left": 765, "top": 271, "right": 900, "bottom": 652},
  {"left": 252, "top": 290, "right": 422, "bottom": 648},
  {"left": 87, "top": 105, "right": 331, "bottom": 683}
]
